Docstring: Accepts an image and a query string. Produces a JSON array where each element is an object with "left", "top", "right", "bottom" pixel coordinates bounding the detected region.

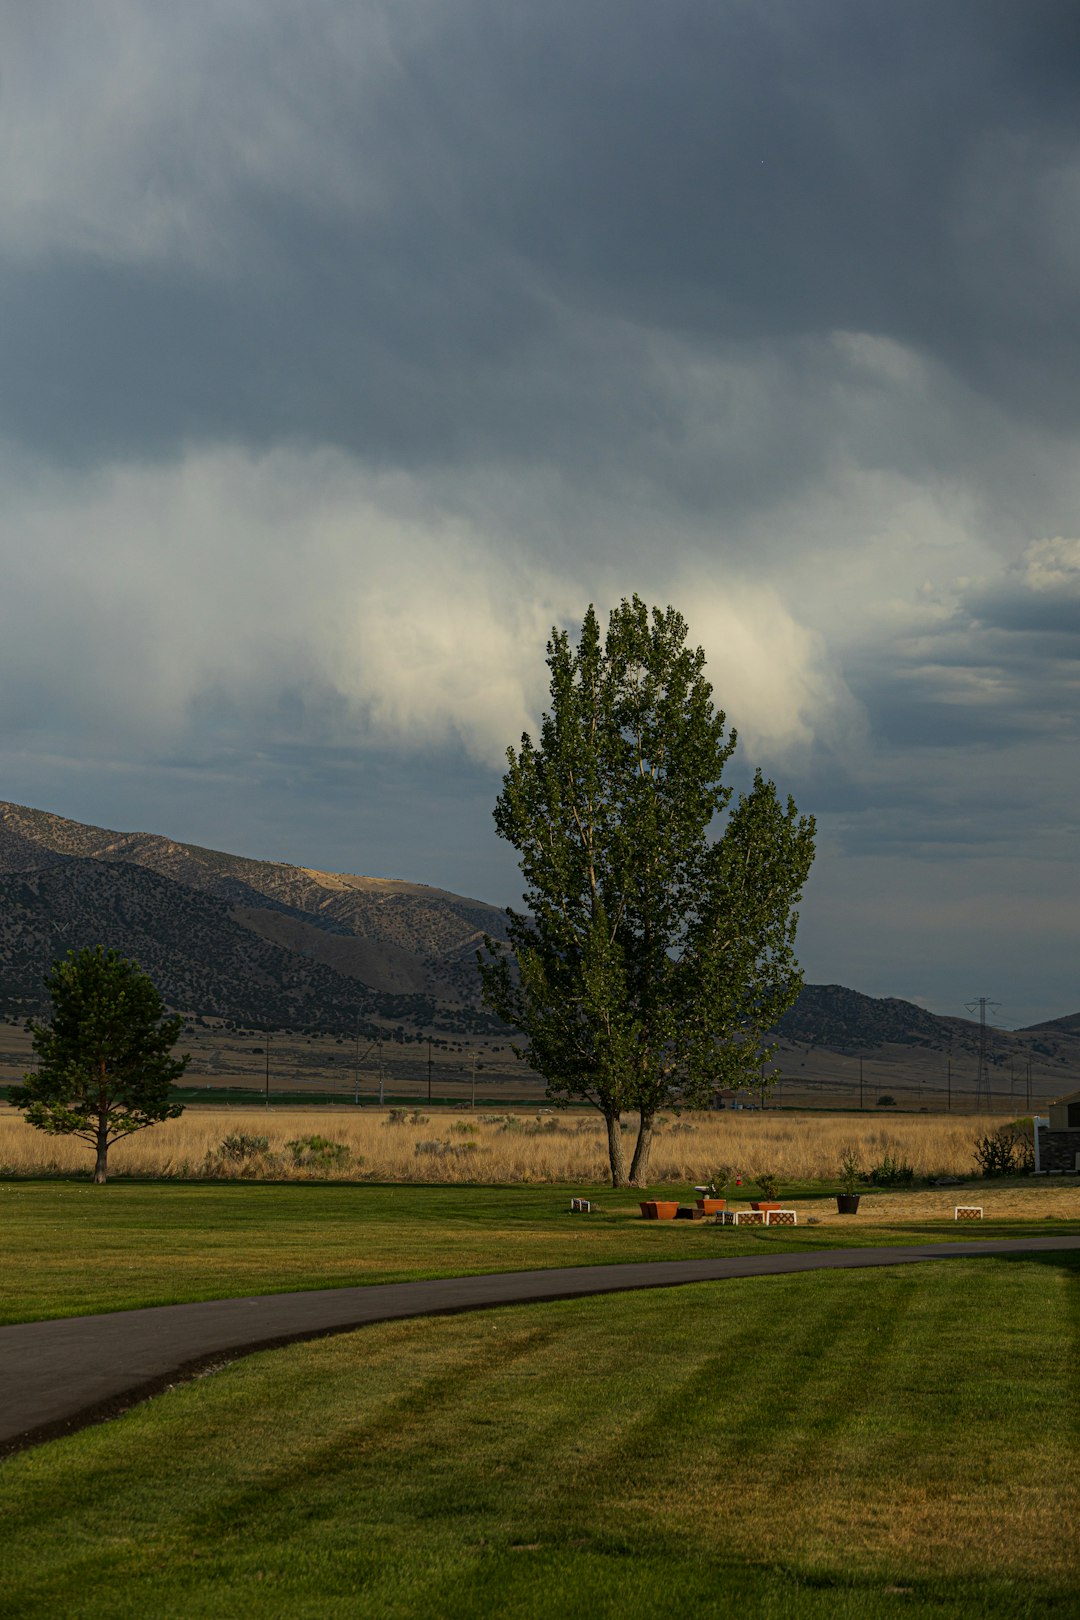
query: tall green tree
[
  {"left": 11, "top": 946, "right": 188, "bottom": 1183},
  {"left": 478, "top": 596, "right": 816, "bottom": 1186}
]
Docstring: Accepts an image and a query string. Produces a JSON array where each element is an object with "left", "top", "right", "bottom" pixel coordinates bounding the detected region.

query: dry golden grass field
[{"left": 3, "top": 1104, "right": 1078, "bottom": 1218}]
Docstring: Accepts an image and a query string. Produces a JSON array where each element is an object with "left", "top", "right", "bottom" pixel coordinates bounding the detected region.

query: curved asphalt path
[{"left": 3, "top": 1236, "right": 1078, "bottom": 1459}]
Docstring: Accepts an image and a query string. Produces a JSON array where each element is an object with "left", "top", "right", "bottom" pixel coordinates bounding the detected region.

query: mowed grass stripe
[{"left": 2, "top": 1258, "right": 1077, "bottom": 1619}]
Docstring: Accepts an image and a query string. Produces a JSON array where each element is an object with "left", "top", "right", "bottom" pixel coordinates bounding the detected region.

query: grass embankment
[
  {"left": 3, "top": 1255, "right": 1078, "bottom": 1618},
  {"left": 2, "top": 1179, "right": 1077, "bottom": 1325},
  {"left": 0, "top": 1104, "right": 1022, "bottom": 1183}
]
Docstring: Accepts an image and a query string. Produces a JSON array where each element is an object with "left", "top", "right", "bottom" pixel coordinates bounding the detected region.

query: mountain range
[
  {"left": 1, "top": 801, "right": 1076, "bottom": 1068},
  {"left": 0, "top": 801, "right": 509, "bottom": 1036}
]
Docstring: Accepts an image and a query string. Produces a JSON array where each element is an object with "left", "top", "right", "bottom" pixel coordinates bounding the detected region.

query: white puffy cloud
[
  {"left": 1012, "top": 536, "right": 1080, "bottom": 594},
  {"left": 0, "top": 442, "right": 862, "bottom": 772}
]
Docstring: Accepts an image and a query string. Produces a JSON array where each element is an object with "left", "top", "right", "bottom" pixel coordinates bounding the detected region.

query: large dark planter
[{"left": 836, "top": 1193, "right": 861, "bottom": 1214}]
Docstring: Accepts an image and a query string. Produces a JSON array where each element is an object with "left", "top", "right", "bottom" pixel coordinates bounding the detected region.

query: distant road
[{"left": 3, "top": 1237, "right": 1078, "bottom": 1457}]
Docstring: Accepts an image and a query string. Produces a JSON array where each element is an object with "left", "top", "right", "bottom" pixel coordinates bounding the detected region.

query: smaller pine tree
[{"left": 11, "top": 946, "right": 188, "bottom": 1183}]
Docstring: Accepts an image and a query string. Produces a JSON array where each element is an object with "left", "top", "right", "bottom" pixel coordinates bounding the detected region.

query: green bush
[
  {"left": 286, "top": 1135, "right": 352, "bottom": 1171},
  {"left": 754, "top": 1171, "right": 781, "bottom": 1201},
  {"left": 705, "top": 1163, "right": 738, "bottom": 1199},
  {"left": 867, "top": 1152, "right": 915, "bottom": 1187},
  {"left": 219, "top": 1132, "right": 270, "bottom": 1163},
  {"left": 414, "top": 1140, "right": 481, "bottom": 1158}
]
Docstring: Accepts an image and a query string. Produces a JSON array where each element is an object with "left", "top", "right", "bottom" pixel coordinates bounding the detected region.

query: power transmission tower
[{"left": 965, "top": 997, "right": 1000, "bottom": 1111}]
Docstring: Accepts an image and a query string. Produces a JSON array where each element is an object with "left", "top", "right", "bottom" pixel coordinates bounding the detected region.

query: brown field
[{"left": 3, "top": 1105, "right": 1078, "bottom": 1218}]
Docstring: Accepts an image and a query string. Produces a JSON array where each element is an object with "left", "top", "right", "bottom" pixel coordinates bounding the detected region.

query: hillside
[
  {"left": 0, "top": 802, "right": 509, "bottom": 1034},
  {"left": 1, "top": 802, "right": 1077, "bottom": 1075},
  {"left": 775, "top": 983, "right": 971, "bottom": 1054}
]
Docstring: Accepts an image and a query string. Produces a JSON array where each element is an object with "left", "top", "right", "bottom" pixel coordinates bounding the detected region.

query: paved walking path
[{"left": 3, "top": 1236, "right": 1077, "bottom": 1458}]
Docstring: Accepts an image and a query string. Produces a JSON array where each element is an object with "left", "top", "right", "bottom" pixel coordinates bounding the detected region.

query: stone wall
[{"left": 1036, "top": 1126, "right": 1080, "bottom": 1172}]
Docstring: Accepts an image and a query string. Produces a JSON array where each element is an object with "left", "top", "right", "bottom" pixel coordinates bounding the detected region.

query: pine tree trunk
[
  {"left": 604, "top": 1111, "right": 628, "bottom": 1187},
  {"left": 93, "top": 1118, "right": 109, "bottom": 1184},
  {"left": 629, "top": 1114, "right": 654, "bottom": 1186}
]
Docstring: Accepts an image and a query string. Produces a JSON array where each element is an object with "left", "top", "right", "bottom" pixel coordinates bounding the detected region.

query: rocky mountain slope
[{"left": 0, "top": 802, "right": 509, "bottom": 1033}]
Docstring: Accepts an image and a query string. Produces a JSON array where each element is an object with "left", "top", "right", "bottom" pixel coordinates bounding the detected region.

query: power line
[{"left": 964, "top": 997, "right": 1001, "bottom": 1111}]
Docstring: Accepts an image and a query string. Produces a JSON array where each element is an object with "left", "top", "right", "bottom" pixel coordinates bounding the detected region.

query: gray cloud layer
[{"left": 1, "top": 1, "right": 1078, "bottom": 1022}]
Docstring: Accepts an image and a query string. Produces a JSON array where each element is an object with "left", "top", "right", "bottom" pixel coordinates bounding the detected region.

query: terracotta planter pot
[
  {"left": 836, "top": 1193, "right": 861, "bottom": 1214},
  {"left": 695, "top": 1198, "right": 726, "bottom": 1214},
  {"left": 639, "top": 1200, "right": 680, "bottom": 1220},
  {"left": 751, "top": 1201, "right": 781, "bottom": 1212}
]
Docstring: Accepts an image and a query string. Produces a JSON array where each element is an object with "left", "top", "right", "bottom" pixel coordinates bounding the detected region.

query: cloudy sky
[{"left": 2, "top": 1, "right": 1078, "bottom": 1024}]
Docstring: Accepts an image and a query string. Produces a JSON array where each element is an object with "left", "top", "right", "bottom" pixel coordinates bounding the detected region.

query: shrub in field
[
  {"left": 286, "top": 1135, "right": 352, "bottom": 1171},
  {"left": 867, "top": 1151, "right": 915, "bottom": 1187},
  {"left": 414, "top": 1140, "right": 482, "bottom": 1159},
  {"left": 450, "top": 1122, "right": 478, "bottom": 1136},
  {"left": 219, "top": 1133, "right": 270, "bottom": 1162},
  {"left": 754, "top": 1171, "right": 781, "bottom": 1201},
  {"left": 974, "top": 1122, "right": 1034, "bottom": 1178},
  {"left": 386, "top": 1109, "right": 409, "bottom": 1125},
  {"left": 877, "top": 1095, "right": 897, "bottom": 1107},
  {"left": 206, "top": 1131, "right": 276, "bottom": 1178}
]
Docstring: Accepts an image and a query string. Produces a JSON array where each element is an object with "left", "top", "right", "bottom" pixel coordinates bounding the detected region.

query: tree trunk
[
  {"left": 93, "top": 1117, "right": 109, "bottom": 1184},
  {"left": 629, "top": 1114, "right": 654, "bottom": 1186},
  {"left": 604, "top": 1111, "right": 628, "bottom": 1187}
]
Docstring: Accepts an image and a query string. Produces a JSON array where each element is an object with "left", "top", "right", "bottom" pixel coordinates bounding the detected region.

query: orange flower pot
[
  {"left": 639, "top": 1200, "right": 680, "bottom": 1220},
  {"left": 751, "top": 1201, "right": 782, "bottom": 1212},
  {"left": 695, "top": 1198, "right": 726, "bottom": 1213}
]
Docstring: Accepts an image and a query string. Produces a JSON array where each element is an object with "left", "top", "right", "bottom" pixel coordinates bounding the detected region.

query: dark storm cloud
[
  {"left": 4, "top": 1, "right": 1080, "bottom": 1021},
  {"left": 4, "top": 0, "right": 1080, "bottom": 476}
]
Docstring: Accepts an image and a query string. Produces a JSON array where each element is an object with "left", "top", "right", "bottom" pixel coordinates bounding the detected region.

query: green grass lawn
[
  {"left": 2, "top": 1178, "right": 1077, "bottom": 1324},
  {"left": 2, "top": 1254, "right": 1077, "bottom": 1619}
]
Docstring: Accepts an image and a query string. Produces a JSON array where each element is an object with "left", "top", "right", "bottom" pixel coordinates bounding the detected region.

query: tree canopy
[
  {"left": 11, "top": 945, "right": 188, "bottom": 1183},
  {"left": 478, "top": 596, "right": 816, "bottom": 1185}
]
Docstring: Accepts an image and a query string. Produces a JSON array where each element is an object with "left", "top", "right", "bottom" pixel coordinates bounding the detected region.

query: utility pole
[
  {"left": 469, "top": 1050, "right": 477, "bottom": 1109},
  {"left": 427, "top": 1036, "right": 433, "bottom": 1103},
  {"left": 353, "top": 1034, "right": 381, "bottom": 1108},
  {"left": 377, "top": 1039, "right": 385, "bottom": 1107},
  {"left": 859, "top": 1057, "right": 864, "bottom": 1111},
  {"left": 264, "top": 1035, "right": 271, "bottom": 1110},
  {"left": 965, "top": 997, "right": 1001, "bottom": 1113},
  {"left": 1026, "top": 1057, "right": 1032, "bottom": 1111},
  {"left": 354, "top": 1017, "right": 361, "bottom": 1105},
  {"left": 947, "top": 1056, "right": 951, "bottom": 1113}
]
